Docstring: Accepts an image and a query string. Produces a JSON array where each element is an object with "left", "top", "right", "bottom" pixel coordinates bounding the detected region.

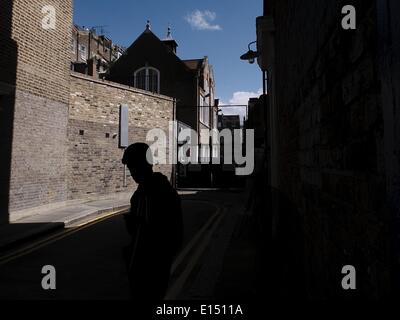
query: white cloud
[
  {"left": 185, "top": 10, "right": 222, "bottom": 31},
  {"left": 228, "top": 88, "right": 263, "bottom": 105},
  {"left": 218, "top": 89, "right": 263, "bottom": 121}
]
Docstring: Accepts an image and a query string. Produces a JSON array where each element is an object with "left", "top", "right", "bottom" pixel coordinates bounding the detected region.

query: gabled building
[{"left": 107, "top": 22, "right": 218, "bottom": 134}]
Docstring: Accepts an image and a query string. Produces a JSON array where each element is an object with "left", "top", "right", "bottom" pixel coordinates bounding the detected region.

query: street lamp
[{"left": 240, "top": 41, "right": 260, "bottom": 64}]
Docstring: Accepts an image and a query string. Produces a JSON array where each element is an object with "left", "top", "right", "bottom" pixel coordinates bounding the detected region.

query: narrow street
[
  {"left": 0, "top": 191, "right": 250, "bottom": 300},
  {"left": 3, "top": 0, "right": 400, "bottom": 307}
]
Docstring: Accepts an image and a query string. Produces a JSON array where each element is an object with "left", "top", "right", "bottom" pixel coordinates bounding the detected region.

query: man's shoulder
[
  {"left": 148, "top": 173, "right": 180, "bottom": 200},
  {"left": 151, "top": 172, "right": 173, "bottom": 189},
  {"left": 130, "top": 187, "right": 143, "bottom": 203},
  {"left": 152, "top": 172, "right": 169, "bottom": 181}
]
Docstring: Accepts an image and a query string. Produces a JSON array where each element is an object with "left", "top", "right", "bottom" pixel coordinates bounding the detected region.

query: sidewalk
[
  {"left": 0, "top": 190, "right": 200, "bottom": 253},
  {"left": 0, "top": 192, "right": 132, "bottom": 252}
]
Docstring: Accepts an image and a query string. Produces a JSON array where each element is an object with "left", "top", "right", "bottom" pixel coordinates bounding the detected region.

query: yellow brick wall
[
  {"left": 11, "top": 0, "right": 72, "bottom": 104},
  {"left": 5, "top": 0, "right": 73, "bottom": 213}
]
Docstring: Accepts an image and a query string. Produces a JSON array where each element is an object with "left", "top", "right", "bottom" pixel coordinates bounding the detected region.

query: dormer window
[{"left": 133, "top": 67, "right": 160, "bottom": 93}]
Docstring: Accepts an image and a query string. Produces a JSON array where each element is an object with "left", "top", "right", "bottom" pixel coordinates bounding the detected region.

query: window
[
  {"left": 71, "top": 38, "right": 76, "bottom": 53},
  {"left": 133, "top": 67, "right": 160, "bottom": 93},
  {"left": 213, "top": 109, "right": 217, "bottom": 129},
  {"left": 199, "top": 95, "right": 210, "bottom": 127},
  {"left": 79, "top": 45, "right": 87, "bottom": 61},
  {"left": 199, "top": 95, "right": 204, "bottom": 122}
]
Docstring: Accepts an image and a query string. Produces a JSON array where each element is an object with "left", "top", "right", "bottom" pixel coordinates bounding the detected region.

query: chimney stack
[{"left": 87, "top": 57, "right": 97, "bottom": 78}]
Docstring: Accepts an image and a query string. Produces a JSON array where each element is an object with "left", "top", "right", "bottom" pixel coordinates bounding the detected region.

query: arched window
[{"left": 134, "top": 67, "right": 160, "bottom": 93}]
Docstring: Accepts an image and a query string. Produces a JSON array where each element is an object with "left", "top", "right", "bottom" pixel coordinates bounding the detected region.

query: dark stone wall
[
  {"left": 376, "top": 0, "right": 400, "bottom": 296},
  {"left": 271, "top": 0, "right": 393, "bottom": 299}
]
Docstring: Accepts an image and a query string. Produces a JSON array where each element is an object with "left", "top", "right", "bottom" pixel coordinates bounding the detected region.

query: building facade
[
  {"left": 71, "top": 25, "right": 125, "bottom": 78},
  {"left": 107, "top": 23, "right": 219, "bottom": 187},
  {"left": 69, "top": 73, "right": 174, "bottom": 199},
  {"left": 258, "top": 0, "right": 400, "bottom": 299},
  {"left": 107, "top": 23, "right": 218, "bottom": 134},
  {"left": 0, "top": 1, "right": 174, "bottom": 224},
  {"left": 0, "top": 0, "right": 73, "bottom": 220}
]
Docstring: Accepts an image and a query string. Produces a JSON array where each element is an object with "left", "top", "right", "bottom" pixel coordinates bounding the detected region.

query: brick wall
[
  {"left": 10, "top": 91, "right": 69, "bottom": 211},
  {"left": 12, "top": 0, "right": 72, "bottom": 104},
  {"left": 2, "top": 1, "right": 175, "bottom": 220},
  {"left": 4, "top": 0, "right": 73, "bottom": 215},
  {"left": 271, "top": 0, "right": 391, "bottom": 298},
  {"left": 71, "top": 29, "right": 113, "bottom": 64},
  {"left": 68, "top": 73, "right": 174, "bottom": 199}
]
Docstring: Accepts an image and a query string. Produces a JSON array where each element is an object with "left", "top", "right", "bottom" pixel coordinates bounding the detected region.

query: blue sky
[{"left": 73, "top": 0, "right": 263, "bottom": 108}]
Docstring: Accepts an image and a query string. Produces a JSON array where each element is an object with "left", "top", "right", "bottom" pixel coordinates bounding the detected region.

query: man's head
[{"left": 122, "top": 143, "right": 153, "bottom": 184}]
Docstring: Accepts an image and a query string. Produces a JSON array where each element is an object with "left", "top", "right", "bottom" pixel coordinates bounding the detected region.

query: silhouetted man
[{"left": 122, "top": 143, "right": 183, "bottom": 300}]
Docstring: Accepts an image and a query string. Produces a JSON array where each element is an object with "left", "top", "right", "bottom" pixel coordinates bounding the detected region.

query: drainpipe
[
  {"left": 88, "top": 29, "right": 91, "bottom": 61},
  {"left": 196, "top": 71, "right": 200, "bottom": 163},
  {"left": 172, "top": 98, "right": 177, "bottom": 188},
  {"left": 262, "top": 71, "right": 268, "bottom": 185},
  {"left": 123, "top": 165, "right": 127, "bottom": 188},
  {"left": 110, "top": 41, "right": 112, "bottom": 62},
  {"left": 76, "top": 31, "right": 79, "bottom": 62},
  {"left": 257, "top": 14, "right": 276, "bottom": 187}
]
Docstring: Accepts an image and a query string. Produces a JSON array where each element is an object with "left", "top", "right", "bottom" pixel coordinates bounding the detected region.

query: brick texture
[
  {"left": 68, "top": 73, "right": 174, "bottom": 199},
  {"left": 2, "top": 0, "right": 175, "bottom": 220},
  {"left": 6, "top": 0, "right": 73, "bottom": 213},
  {"left": 10, "top": 91, "right": 69, "bottom": 211},
  {"left": 271, "top": 0, "right": 390, "bottom": 299},
  {"left": 11, "top": 0, "right": 72, "bottom": 104}
]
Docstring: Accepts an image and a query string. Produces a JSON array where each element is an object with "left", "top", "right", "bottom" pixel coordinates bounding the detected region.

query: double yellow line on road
[
  {"left": 166, "top": 206, "right": 226, "bottom": 300},
  {"left": 0, "top": 201, "right": 225, "bottom": 300},
  {"left": 0, "top": 209, "right": 128, "bottom": 266}
]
